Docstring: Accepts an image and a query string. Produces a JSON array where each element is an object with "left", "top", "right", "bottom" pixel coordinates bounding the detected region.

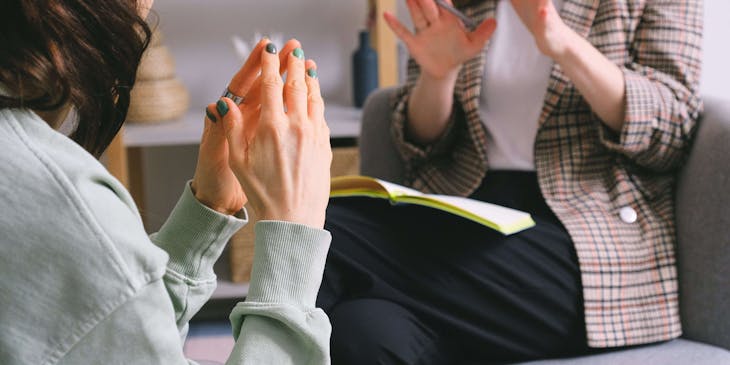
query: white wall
[
  {"left": 152, "top": 0, "right": 373, "bottom": 108},
  {"left": 702, "top": 1, "right": 730, "bottom": 100}
]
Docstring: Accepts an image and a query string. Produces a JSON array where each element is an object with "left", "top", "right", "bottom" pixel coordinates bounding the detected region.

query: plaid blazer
[{"left": 390, "top": 0, "right": 704, "bottom": 348}]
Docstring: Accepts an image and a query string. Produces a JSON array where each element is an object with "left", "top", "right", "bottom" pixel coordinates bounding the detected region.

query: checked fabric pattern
[{"left": 389, "top": 0, "right": 704, "bottom": 348}]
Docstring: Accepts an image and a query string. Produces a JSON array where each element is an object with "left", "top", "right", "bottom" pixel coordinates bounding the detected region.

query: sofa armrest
[
  {"left": 359, "top": 87, "right": 406, "bottom": 184},
  {"left": 676, "top": 97, "right": 730, "bottom": 350}
]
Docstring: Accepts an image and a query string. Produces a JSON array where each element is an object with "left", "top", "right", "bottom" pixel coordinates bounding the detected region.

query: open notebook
[{"left": 330, "top": 176, "right": 536, "bottom": 235}]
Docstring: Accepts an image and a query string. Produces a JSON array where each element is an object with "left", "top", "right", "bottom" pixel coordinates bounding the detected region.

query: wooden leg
[
  {"left": 105, "top": 129, "right": 148, "bottom": 227},
  {"left": 127, "top": 147, "right": 147, "bottom": 226},
  {"left": 373, "top": 0, "right": 398, "bottom": 88}
]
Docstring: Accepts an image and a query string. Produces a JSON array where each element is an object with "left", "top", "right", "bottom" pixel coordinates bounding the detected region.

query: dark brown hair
[{"left": 0, "top": 0, "right": 151, "bottom": 157}]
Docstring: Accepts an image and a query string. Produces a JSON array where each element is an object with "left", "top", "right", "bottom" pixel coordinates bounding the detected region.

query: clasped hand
[{"left": 191, "top": 39, "right": 332, "bottom": 229}]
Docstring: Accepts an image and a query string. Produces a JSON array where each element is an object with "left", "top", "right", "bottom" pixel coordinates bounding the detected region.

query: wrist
[
  {"left": 190, "top": 180, "right": 241, "bottom": 216},
  {"left": 420, "top": 67, "right": 460, "bottom": 88},
  {"left": 257, "top": 206, "right": 326, "bottom": 230},
  {"left": 538, "top": 18, "right": 576, "bottom": 61},
  {"left": 416, "top": 69, "right": 459, "bottom": 103}
]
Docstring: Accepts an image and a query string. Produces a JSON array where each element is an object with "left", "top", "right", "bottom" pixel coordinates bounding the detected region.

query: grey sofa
[{"left": 359, "top": 87, "right": 730, "bottom": 364}]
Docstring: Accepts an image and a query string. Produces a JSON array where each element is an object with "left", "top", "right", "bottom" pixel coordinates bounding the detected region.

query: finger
[
  {"left": 204, "top": 102, "right": 219, "bottom": 124},
  {"left": 405, "top": 0, "right": 428, "bottom": 31},
  {"left": 304, "top": 59, "right": 324, "bottom": 121},
  {"left": 201, "top": 103, "right": 218, "bottom": 145},
  {"left": 284, "top": 47, "right": 308, "bottom": 118},
  {"left": 228, "top": 38, "right": 267, "bottom": 97},
  {"left": 201, "top": 102, "right": 232, "bottom": 160},
  {"left": 242, "top": 39, "right": 301, "bottom": 108},
  {"left": 242, "top": 76, "right": 263, "bottom": 109},
  {"left": 204, "top": 102, "right": 229, "bottom": 137},
  {"left": 416, "top": 0, "right": 439, "bottom": 23},
  {"left": 217, "top": 98, "right": 245, "bottom": 158},
  {"left": 278, "top": 39, "right": 302, "bottom": 74},
  {"left": 383, "top": 12, "right": 415, "bottom": 48},
  {"left": 260, "top": 41, "right": 285, "bottom": 119},
  {"left": 467, "top": 18, "right": 497, "bottom": 51}
]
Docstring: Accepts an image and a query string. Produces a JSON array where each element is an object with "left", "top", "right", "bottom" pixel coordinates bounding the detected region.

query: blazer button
[{"left": 620, "top": 206, "right": 638, "bottom": 224}]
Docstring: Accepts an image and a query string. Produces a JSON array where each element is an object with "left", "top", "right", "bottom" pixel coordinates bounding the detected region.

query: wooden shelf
[{"left": 123, "top": 104, "right": 362, "bottom": 148}]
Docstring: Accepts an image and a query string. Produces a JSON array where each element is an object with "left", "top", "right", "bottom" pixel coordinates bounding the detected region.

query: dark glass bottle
[{"left": 352, "top": 30, "right": 379, "bottom": 108}]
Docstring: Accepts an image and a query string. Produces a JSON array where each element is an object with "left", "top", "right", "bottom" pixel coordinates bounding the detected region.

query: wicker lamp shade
[{"left": 127, "top": 30, "right": 189, "bottom": 123}]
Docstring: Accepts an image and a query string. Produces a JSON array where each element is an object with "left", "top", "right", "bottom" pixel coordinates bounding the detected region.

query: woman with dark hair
[
  {"left": 0, "top": 1, "right": 333, "bottom": 364},
  {"left": 318, "top": 0, "right": 703, "bottom": 363}
]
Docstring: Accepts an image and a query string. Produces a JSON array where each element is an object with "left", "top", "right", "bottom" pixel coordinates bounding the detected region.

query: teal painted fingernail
[
  {"left": 205, "top": 108, "right": 217, "bottom": 123},
  {"left": 293, "top": 47, "right": 304, "bottom": 60},
  {"left": 216, "top": 99, "right": 229, "bottom": 117},
  {"left": 307, "top": 68, "right": 318, "bottom": 79},
  {"left": 265, "top": 43, "right": 277, "bottom": 54}
]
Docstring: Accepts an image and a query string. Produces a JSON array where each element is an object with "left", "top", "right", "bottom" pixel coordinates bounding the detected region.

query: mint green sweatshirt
[{"left": 0, "top": 107, "right": 332, "bottom": 364}]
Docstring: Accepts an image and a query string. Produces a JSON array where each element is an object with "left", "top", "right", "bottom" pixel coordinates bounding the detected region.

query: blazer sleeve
[
  {"left": 390, "top": 58, "right": 464, "bottom": 171},
  {"left": 597, "top": 0, "right": 704, "bottom": 172}
]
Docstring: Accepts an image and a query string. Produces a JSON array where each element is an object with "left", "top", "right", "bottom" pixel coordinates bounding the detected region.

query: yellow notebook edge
[
  {"left": 329, "top": 189, "right": 391, "bottom": 200},
  {"left": 330, "top": 176, "right": 536, "bottom": 235},
  {"left": 396, "top": 196, "right": 536, "bottom": 235}
]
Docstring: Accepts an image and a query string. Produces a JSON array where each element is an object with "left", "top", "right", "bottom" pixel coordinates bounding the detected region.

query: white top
[{"left": 480, "top": 0, "right": 562, "bottom": 170}]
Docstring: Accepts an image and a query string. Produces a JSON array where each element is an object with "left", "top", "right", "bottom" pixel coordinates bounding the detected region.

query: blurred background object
[
  {"left": 127, "top": 30, "right": 190, "bottom": 123},
  {"left": 352, "top": 29, "right": 379, "bottom": 108}
]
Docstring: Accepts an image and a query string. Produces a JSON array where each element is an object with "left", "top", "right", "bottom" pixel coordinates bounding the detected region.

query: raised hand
[
  {"left": 221, "top": 41, "right": 332, "bottom": 229},
  {"left": 383, "top": 0, "right": 497, "bottom": 79},
  {"left": 509, "top": 0, "right": 569, "bottom": 57}
]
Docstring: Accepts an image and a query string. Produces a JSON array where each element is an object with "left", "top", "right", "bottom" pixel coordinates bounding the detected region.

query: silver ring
[{"left": 221, "top": 87, "right": 244, "bottom": 105}]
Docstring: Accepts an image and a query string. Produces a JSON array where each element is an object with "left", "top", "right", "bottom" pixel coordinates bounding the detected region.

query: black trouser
[{"left": 317, "top": 171, "right": 590, "bottom": 364}]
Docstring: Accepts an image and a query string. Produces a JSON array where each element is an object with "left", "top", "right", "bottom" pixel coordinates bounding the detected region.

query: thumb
[
  {"left": 467, "top": 18, "right": 497, "bottom": 52},
  {"left": 215, "top": 97, "right": 246, "bottom": 159}
]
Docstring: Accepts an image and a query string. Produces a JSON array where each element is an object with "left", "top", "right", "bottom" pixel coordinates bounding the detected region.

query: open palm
[{"left": 384, "top": 0, "right": 497, "bottom": 79}]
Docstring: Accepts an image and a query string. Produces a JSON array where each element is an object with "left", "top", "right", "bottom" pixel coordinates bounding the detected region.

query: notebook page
[
  {"left": 376, "top": 179, "right": 425, "bottom": 198},
  {"left": 428, "top": 195, "right": 531, "bottom": 227}
]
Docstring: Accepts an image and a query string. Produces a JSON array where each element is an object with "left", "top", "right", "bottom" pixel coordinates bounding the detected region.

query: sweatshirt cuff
[
  {"left": 246, "top": 221, "right": 332, "bottom": 309},
  {"left": 151, "top": 181, "right": 247, "bottom": 280}
]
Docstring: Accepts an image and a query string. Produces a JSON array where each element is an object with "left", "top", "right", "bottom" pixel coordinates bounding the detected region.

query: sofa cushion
[{"left": 511, "top": 339, "right": 730, "bottom": 365}]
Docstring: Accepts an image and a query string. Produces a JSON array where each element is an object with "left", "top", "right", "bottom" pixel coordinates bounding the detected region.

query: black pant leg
[
  {"left": 319, "top": 197, "right": 588, "bottom": 364},
  {"left": 329, "top": 298, "right": 456, "bottom": 365}
]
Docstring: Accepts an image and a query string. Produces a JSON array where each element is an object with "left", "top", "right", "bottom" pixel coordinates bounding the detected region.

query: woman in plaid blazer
[{"left": 317, "top": 0, "right": 703, "bottom": 363}]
